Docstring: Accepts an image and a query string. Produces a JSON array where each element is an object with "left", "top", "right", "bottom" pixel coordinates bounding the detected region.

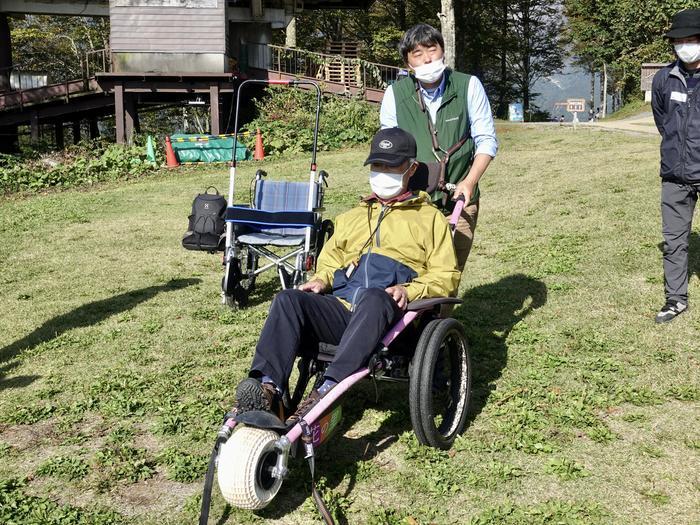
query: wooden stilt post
[
  {"left": 55, "top": 122, "right": 65, "bottom": 149},
  {"left": 30, "top": 112, "right": 40, "bottom": 143},
  {"left": 125, "top": 94, "right": 137, "bottom": 144},
  {"left": 89, "top": 118, "right": 99, "bottom": 139},
  {"left": 115, "top": 83, "right": 125, "bottom": 144},
  {"left": 210, "top": 83, "right": 220, "bottom": 136},
  {"left": 72, "top": 120, "right": 81, "bottom": 144}
]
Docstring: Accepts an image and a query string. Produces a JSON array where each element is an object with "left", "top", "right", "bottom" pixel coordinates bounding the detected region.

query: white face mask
[
  {"left": 369, "top": 167, "right": 409, "bottom": 200},
  {"left": 412, "top": 58, "right": 446, "bottom": 84},
  {"left": 675, "top": 43, "right": 700, "bottom": 64}
]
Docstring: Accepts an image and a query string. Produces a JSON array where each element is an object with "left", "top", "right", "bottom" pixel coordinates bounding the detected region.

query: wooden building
[
  {"left": 641, "top": 63, "right": 671, "bottom": 103},
  {"left": 0, "top": 0, "right": 373, "bottom": 149}
]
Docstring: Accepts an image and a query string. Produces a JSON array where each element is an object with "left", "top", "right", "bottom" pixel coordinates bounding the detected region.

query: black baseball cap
[
  {"left": 665, "top": 9, "right": 700, "bottom": 39},
  {"left": 364, "top": 128, "right": 417, "bottom": 167}
]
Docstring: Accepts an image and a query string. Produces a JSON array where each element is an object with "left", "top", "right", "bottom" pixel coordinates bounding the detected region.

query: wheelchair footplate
[{"left": 234, "top": 409, "right": 287, "bottom": 431}]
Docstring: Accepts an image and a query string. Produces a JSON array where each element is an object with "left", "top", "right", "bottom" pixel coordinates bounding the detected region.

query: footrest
[{"left": 234, "top": 410, "right": 287, "bottom": 431}]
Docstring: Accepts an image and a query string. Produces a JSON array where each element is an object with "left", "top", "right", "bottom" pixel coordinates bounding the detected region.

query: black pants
[
  {"left": 250, "top": 288, "right": 402, "bottom": 389},
  {"left": 661, "top": 180, "right": 699, "bottom": 303}
]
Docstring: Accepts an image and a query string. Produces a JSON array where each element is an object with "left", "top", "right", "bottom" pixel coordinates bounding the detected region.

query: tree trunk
[
  {"left": 496, "top": 0, "right": 510, "bottom": 119},
  {"left": 0, "top": 14, "right": 11, "bottom": 92},
  {"left": 440, "top": 0, "right": 456, "bottom": 69},
  {"left": 285, "top": 17, "right": 297, "bottom": 48},
  {"left": 521, "top": 1, "right": 531, "bottom": 114},
  {"left": 589, "top": 67, "right": 595, "bottom": 112},
  {"left": 602, "top": 63, "right": 608, "bottom": 118},
  {"left": 397, "top": 0, "right": 406, "bottom": 31}
]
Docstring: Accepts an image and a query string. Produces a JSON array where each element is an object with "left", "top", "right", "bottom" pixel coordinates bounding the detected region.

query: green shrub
[
  {"left": 247, "top": 87, "right": 379, "bottom": 156},
  {"left": 0, "top": 140, "right": 156, "bottom": 194}
]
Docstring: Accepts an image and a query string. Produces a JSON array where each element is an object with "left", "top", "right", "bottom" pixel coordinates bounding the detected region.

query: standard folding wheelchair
[
  {"left": 198, "top": 200, "right": 472, "bottom": 525},
  {"left": 222, "top": 79, "right": 333, "bottom": 307}
]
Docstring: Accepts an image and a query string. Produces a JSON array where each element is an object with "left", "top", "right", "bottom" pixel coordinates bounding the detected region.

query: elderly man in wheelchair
[
  {"left": 203, "top": 128, "right": 473, "bottom": 523},
  {"left": 232, "top": 126, "right": 463, "bottom": 430}
]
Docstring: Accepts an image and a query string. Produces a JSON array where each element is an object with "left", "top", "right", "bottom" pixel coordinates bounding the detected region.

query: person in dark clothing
[{"left": 652, "top": 8, "right": 700, "bottom": 323}]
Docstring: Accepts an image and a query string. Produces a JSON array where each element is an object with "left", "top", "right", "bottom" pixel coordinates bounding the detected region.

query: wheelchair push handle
[{"left": 448, "top": 190, "right": 465, "bottom": 231}]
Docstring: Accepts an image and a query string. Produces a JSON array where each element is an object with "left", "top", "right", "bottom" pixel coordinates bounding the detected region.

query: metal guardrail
[
  {"left": 0, "top": 48, "right": 110, "bottom": 110},
  {"left": 86, "top": 48, "right": 112, "bottom": 78},
  {"left": 265, "top": 44, "right": 403, "bottom": 91}
]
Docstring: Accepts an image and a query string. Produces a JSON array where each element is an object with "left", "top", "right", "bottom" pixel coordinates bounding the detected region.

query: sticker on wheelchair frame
[{"left": 311, "top": 404, "right": 343, "bottom": 446}]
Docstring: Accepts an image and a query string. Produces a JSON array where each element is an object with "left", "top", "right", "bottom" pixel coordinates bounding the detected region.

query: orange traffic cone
[
  {"left": 254, "top": 129, "right": 265, "bottom": 161},
  {"left": 165, "top": 135, "right": 180, "bottom": 168}
]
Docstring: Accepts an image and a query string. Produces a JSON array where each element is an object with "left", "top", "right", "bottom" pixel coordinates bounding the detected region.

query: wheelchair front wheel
[
  {"left": 217, "top": 426, "right": 283, "bottom": 510},
  {"left": 409, "top": 318, "right": 471, "bottom": 449},
  {"left": 222, "top": 247, "right": 258, "bottom": 308}
]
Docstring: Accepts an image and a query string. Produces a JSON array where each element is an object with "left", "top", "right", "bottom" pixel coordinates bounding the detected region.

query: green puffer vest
[{"left": 393, "top": 69, "right": 477, "bottom": 206}]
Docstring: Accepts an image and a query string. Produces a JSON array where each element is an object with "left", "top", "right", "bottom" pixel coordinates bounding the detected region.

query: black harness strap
[
  {"left": 199, "top": 435, "right": 225, "bottom": 525},
  {"left": 414, "top": 79, "right": 470, "bottom": 200},
  {"left": 300, "top": 420, "right": 336, "bottom": 525}
]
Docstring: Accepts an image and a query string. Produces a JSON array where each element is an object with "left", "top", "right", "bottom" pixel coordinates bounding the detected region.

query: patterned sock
[
  {"left": 261, "top": 375, "right": 281, "bottom": 394},
  {"left": 318, "top": 379, "right": 337, "bottom": 396}
]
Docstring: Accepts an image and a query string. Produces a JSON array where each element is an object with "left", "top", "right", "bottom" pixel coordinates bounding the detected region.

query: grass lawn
[{"left": 0, "top": 123, "right": 698, "bottom": 525}]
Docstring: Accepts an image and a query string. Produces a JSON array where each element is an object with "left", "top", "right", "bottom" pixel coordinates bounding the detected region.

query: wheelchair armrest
[{"left": 406, "top": 297, "right": 462, "bottom": 311}]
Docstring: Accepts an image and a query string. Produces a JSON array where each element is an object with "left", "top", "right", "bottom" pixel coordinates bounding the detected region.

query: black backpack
[{"left": 182, "top": 187, "right": 227, "bottom": 252}]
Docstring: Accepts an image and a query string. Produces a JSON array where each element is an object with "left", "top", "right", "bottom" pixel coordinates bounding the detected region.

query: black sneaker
[
  {"left": 655, "top": 301, "right": 688, "bottom": 324},
  {"left": 285, "top": 389, "right": 324, "bottom": 426},
  {"left": 234, "top": 378, "right": 286, "bottom": 420}
]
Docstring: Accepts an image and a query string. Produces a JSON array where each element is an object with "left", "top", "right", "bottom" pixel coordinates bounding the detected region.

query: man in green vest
[{"left": 380, "top": 23, "right": 498, "bottom": 274}]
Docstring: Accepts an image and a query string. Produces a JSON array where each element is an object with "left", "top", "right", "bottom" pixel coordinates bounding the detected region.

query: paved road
[
  {"left": 529, "top": 112, "right": 659, "bottom": 136},
  {"left": 588, "top": 111, "right": 659, "bottom": 136}
]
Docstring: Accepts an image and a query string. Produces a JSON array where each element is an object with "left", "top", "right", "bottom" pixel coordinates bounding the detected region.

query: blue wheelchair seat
[{"left": 226, "top": 180, "right": 320, "bottom": 247}]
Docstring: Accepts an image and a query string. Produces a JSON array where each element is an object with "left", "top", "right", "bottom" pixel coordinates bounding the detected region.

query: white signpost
[{"left": 554, "top": 98, "right": 587, "bottom": 128}]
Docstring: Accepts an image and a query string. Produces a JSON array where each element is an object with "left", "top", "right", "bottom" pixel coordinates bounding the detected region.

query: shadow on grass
[
  {"left": 246, "top": 278, "right": 282, "bottom": 308},
  {"left": 454, "top": 273, "right": 547, "bottom": 425},
  {"left": 0, "top": 278, "right": 201, "bottom": 390},
  {"left": 689, "top": 232, "right": 700, "bottom": 283}
]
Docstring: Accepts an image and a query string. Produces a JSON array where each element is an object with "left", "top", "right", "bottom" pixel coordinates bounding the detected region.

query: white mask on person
[
  {"left": 675, "top": 43, "right": 700, "bottom": 64},
  {"left": 369, "top": 167, "right": 409, "bottom": 200},
  {"left": 412, "top": 58, "right": 446, "bottom": 84}
]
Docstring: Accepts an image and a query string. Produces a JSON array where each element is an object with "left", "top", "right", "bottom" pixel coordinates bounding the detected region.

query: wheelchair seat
[
  {"left": 227, "top": 180, "right": 320, "bottom": 247},
  {"left": 236, "top": 232, "right": 307, "bottom": 246}
]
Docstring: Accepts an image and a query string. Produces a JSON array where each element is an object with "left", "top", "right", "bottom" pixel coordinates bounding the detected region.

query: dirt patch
[
  {"left": 111, "top": 472, "right": 199, "bottom": 516},
  {"left": 0, "top": 420, "right": 55, "bottom": 452}
]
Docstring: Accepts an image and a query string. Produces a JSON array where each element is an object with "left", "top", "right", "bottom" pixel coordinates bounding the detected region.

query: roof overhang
[{"left": 0, "top": 0, "right": 109, "bottom": 17}]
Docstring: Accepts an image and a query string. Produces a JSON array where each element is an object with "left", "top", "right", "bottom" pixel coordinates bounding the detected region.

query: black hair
[{"left": 398, "top": 23, "right": 445, "bottom": 62}]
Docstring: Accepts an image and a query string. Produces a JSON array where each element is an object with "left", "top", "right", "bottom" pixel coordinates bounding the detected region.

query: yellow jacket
[{"left": 314, "top": 192, "right": 460, "bottom": 307}]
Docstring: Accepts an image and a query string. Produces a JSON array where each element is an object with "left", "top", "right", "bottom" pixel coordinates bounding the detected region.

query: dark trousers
[
  {"left": 661, "top": 180, "right": 699, "bottom": 303},
  {"left": 250, "top": 288, "right": 402, "bottom": 389}
]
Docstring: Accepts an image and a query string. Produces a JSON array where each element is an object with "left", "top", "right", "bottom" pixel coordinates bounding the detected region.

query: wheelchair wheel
[
  {"left": 314, "top": 219, "right": 334, "bottom": 268},
  {"left": 223, "top": 247, "right": 258, "bottom": 308},
  {"left": 409, "top": 318, "right": 471, "bottom": 449},
  {"left": 217, "top": 426, "right": 283, "bottom": 510}
]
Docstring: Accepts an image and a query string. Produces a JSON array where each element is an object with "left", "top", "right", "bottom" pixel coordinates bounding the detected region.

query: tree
[
  {"left": 564, "top": 0, "right": 697, "bottom": 100},
  {"left": 509, "top": 0, "right": 565, "bottom": 113},
  {"left": 439, "top": 0, "right": 456, "bottom": 68},
  {"left": 10, "top": 15, "right": 109, "bottom": 83}
]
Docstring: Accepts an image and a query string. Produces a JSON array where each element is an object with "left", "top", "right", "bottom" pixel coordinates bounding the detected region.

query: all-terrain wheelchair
[
  {"left": 222, "top": 79, "right": 333, "bottom": 307},
  {"left": 199, "top": 199, "right": 472, "bottom": 525}
]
